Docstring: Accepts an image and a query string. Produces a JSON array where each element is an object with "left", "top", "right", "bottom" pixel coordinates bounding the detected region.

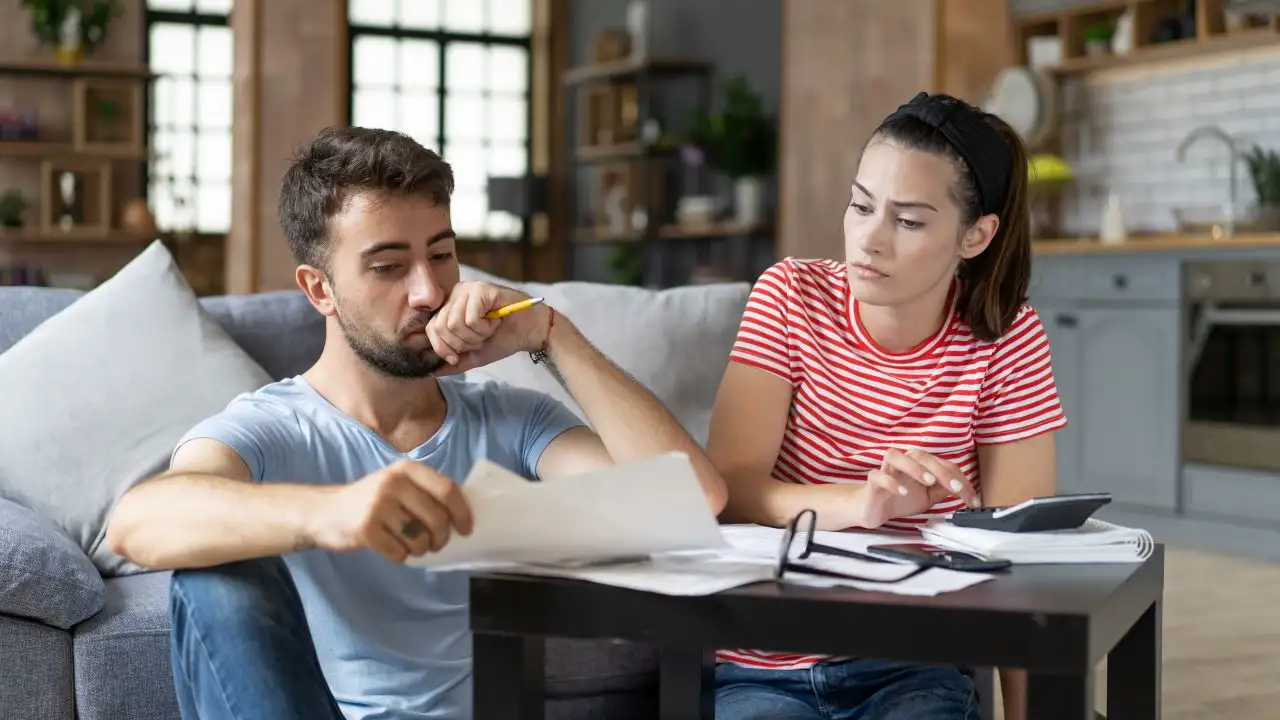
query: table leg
[
  {"left": 1026, "top": 672, "right": 1095, "bottom": 720},
  {"left": 1107, "top": 600, "right": 1161, "bottom": 719},
  {"left": 659, "top": 648, "right": 714, "bottom": 720},
  {"left": 473, "top": 632, "right": 545, "bottom": 720}
]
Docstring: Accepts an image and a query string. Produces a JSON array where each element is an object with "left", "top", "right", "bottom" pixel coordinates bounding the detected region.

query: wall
[
  {"left": 566, "top": 0, "right": 781, "bottom": 284},
  {"left": 1054, "top": 45, "right": 1280, "bottom": 236}
]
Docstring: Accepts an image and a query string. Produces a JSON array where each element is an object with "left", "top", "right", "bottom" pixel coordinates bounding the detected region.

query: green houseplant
[
  {"left": 0, "top": 190, "right": 30, "bottom": 229},
  {"left": 686, "top": 75, "right": 777, "bottom": 224},
  {"left": 1243, "top": 144, "right": 1280, "bottom": 231},
  {"left": 20, "top": 0, "right": 123, "bottom": 63}
]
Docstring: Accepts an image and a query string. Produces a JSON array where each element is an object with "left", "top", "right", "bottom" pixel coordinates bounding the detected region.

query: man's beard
[{"left": 334, "top": 302, "right": 446, "bottom": 379}]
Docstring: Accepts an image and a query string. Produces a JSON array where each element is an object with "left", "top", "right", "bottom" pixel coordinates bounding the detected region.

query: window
[
  {"left": 145, "top": 0, "right": 234, "bottom": 235},
  {"left": 348, "top": 0, "right": 532, "bottom": 240}
]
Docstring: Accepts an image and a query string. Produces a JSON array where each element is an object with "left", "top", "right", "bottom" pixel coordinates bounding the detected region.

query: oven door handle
[{"left": 1187, "top": 302, "right": 1280, "bottom": 371}]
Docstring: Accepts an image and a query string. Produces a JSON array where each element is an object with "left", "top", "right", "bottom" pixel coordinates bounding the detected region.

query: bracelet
[{"left": 530, "top": 307, "right": 554, "bottom": 365}]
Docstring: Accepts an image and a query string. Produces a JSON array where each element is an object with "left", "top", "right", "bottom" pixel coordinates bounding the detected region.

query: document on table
[{"left": 403, "top": 452, "right": 729, "bottom": 570}]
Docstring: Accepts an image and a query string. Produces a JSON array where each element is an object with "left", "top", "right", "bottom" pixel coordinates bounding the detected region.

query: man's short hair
[{"left": 277, "top": 126, "right": 455, "bottom": 270}]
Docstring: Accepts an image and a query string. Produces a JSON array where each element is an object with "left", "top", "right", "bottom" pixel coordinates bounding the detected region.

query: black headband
[{"left": 882, "top": 92, "right": 1011, "bottom": 216}]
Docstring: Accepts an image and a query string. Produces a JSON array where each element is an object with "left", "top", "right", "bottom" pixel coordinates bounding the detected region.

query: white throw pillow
[{"left": 0, "top": 241, "right": 273, "bottom": 576}]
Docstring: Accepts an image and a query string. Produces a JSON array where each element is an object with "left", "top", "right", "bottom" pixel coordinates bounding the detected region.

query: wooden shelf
[
  {"left": 574, "top": 142, "right": 677, "bottom": 163},
  {"left": 0, "top": 58, "right": 153, "bottom": 79},
  {"left": 0, "top": 229, "right": 154, "bottom": 245},
  {"left": 562, "top": 56, "right": 711, "bottom": 85},
  {"left": 575, "top": 220, "right": 772, "bottom": 244},
  {"left": 0, "top": 140, "right": 149, "bottom": 160},
  {"left": 1015, "top": 0, "right": 1280, "bottom": 76}
]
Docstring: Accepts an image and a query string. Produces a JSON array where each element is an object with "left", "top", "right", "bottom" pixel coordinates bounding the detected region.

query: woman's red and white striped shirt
[{"left": 717, "top": 257, "right": 1067, "bottom": 671}]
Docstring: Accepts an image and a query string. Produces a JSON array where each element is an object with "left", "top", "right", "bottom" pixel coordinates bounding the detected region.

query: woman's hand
[{"left": 856, "top": 449, "right": 979, "bottom": 529}]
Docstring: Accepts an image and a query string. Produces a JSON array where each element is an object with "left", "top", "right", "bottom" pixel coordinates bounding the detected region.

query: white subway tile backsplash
[{"left": 1051, "top": 45, "right": 1280, "bottom": 236}]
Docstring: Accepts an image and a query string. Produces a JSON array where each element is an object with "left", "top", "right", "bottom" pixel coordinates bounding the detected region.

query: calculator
[{"left": 948, "top": 493, "right": 1112, "bottom": 533}]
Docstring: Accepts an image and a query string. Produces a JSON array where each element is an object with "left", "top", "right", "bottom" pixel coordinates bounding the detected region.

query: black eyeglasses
[{"left": 775, "top": 508, "right": 929, "bottom": 584}]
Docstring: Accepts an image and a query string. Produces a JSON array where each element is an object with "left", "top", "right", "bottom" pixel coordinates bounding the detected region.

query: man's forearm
[
  {"left": 543, "top": 317, "right": 727, "bottom": 513},
  {"left": 106, "top": 473, "right": 331, "bottom": 570}
]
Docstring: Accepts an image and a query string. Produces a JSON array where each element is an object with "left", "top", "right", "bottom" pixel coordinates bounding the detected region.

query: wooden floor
[{"left": 995, "top": 545, "right": 1280, "bottom": 719}]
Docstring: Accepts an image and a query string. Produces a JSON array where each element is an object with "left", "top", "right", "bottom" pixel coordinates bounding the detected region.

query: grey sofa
[{"left": 0, "top": 284, "right": 661, "bottom": 720}]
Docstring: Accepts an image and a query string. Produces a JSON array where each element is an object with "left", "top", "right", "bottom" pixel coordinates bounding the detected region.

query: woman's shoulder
[
  {"left": 950, "top": 301, "right": 1049, "bottom": 348},
  {"left": 757, "top": 256, "right": 846, "bottom": 287}
]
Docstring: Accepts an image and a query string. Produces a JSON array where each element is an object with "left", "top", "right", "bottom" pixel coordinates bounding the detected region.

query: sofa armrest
[{"left": 0, "top": 496, "right": 105, "bottom": 629}]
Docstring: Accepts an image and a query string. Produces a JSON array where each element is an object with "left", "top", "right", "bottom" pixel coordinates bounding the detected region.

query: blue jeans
[
  {"left": 169, "top": 557, "right": 344, "bottom": 720},
  {"left": 716, "top": 658, "right": 979, "bottom": 720}
]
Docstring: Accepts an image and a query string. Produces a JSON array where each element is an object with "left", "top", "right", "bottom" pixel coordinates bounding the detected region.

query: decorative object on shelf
[
  {"left": 0, "top": 190, "right": 30, "bottom": 229},
  {"left": 71, "top": 78, "right": 143, "bottom": 154},
  {"left": 984, "top": 66, "right": 1059, "bottom": 151},
  {"left": 1243, "top": 144, "right": 1280, "bottom": 231},
  {"left": 0, "top": 110, "right": 40, "bottom": 141},
  {"left": 686, "top": 75, "right": 777, "bottom": 225},
  {"left": 1112, "top": 9, "right": 1135, "bottom": 54},
  {"left": 0, "top": 263, "right": 49, "bottom": 286},
  {"left": 1100, "top": 193, "right": 1127, "bottom": 245},
  {"left": 626, "top": 0, "right": 648, "bottom": 61},
  {"left": 20, "top": 0, "right": 123, "bottom": 65},
  {"left": 1084, "top": 23, "right": 1114, "bottom": 56},
  {"left": 1027, "top": 153, "right": 1074, "bottom": 239},
  {"left": 120, "top": 198, "right": 156, "bottom": 236},
  {"left": 39, "top": 158, "right": 111, "bottom": 236}
]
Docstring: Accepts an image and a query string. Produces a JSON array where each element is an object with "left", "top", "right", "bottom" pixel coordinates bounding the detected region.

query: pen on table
[{"left": 484, "top": 296, "right": 545, "bottom": 319}]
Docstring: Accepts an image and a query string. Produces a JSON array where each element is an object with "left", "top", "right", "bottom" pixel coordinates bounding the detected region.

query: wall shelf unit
[{"left": 1015, "top": 0, "right": 1280, "bottom": 76}]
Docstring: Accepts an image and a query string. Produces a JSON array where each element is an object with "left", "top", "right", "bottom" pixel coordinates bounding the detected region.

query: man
[{"left": 105, "top": 126, "right": 728, "bottom": 720}]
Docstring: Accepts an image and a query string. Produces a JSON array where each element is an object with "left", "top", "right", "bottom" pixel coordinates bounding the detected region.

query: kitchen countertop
[{"left": 1032, "top": 233, "right": 1280, "bottom": 255}]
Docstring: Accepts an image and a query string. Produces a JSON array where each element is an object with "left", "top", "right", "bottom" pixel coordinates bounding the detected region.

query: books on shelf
[{"left": 921, "top": 518, "right": 1154, "bottom": 564}]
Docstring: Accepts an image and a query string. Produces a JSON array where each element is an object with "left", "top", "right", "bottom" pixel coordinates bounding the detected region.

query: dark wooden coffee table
[{"left": 469, "top": 546, "right": 1164, "bottom": 720}]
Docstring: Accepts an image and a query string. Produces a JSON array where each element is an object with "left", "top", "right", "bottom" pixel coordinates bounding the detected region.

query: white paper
[
  {"left": 404, "top": 452, "right": 728, "bottom": 569},
  {"left": 921, "top": 518, "right": 1154, "bottom": 564}
]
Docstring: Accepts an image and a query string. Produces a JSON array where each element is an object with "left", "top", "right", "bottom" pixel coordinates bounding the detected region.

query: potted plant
[
  {"left": 0, "top": 190, "right": 30, "bottom": 230},
  {"left": 1243, "top": 144, "right": 1280, "bottom": 231},
  {"left": 20, "top": 0, "right": 123, "bottom": 64},
  {"left": 687, "top": 75, "right": 777, "bottom": 225},
  {"left": 1084, "top": 23, "right": 1114, "bottom": 57}
]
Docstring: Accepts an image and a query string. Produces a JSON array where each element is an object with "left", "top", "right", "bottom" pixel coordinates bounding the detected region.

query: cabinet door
[
  {"left": 1076, "top": 306, "right": 1181, "bottom": 510},
  {"left": 1036, "top": 304, "right": 1082, "bottom": 493}
]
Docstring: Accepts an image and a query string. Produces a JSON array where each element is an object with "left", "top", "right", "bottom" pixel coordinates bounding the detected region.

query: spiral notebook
[{"left": 920, "top": 518, "right": 1154, "bottom": 564}]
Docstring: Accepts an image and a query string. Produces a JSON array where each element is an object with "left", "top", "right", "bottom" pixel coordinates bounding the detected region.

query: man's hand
[
  {"left": 307, "top": 459, "right": 474, "bottom": 564},
  {"left": 426, "top": 281, "right": 551, "bottom": 376},
  {"left": 855, "top": 449, "right": 978, "bottom": 529}
]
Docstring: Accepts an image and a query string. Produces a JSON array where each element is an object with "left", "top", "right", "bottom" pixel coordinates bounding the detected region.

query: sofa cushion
[
  {"left": 201, "top": 290, "right": 325, "bottom": 381},
  {"left": 0, "top": 241, "right": 273, "bottom": 577},
  {"left": 73, "top": 572, "right": 179, "bottom": 720},
  {"left": 0, "top": 497, "right": 105, "bottom": 629},
  {"left": 458, "top": 265, "right": 750, "bottom": 445},
  {"left": 0, "top": 615, "right": 75, "bottom": 720},
  {"left": 0, "top": 286, "right": 84, "bottom": 355}
]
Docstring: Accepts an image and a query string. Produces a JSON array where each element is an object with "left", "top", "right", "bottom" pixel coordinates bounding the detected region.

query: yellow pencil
[{"left": 484, "top": 296, "right": 545, "bottom": 319}]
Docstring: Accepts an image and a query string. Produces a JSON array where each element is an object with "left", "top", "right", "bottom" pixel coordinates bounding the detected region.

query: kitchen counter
[{"left": 1032, "top": 232, "right": 1280, "bottom": 255}]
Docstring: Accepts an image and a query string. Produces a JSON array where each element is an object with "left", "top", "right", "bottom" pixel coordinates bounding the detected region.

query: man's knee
[{"left": 170, "top": 556, "right": 301, "bottom": 629}]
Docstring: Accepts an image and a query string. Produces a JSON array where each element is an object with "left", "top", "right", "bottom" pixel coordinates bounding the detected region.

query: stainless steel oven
[{"left": 1183, "top": 259, "right": 1280, "bottom": 472}]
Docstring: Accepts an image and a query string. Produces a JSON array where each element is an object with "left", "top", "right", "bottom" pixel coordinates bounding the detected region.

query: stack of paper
[{"left": 921, "top": 518, "right": 1154, "bottom": 564}]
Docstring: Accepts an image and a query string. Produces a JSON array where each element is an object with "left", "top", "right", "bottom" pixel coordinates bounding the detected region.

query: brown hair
[
  {"left": 277, "top": 126, "right": 455, "bottom": 270},
  {"left": 869, "top": 94, "right": 1031, "bottom": 342}
]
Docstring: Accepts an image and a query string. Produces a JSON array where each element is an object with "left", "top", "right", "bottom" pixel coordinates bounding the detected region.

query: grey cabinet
[{"left": 1028, "top": 255, "right": 1183, "bottom": 511}]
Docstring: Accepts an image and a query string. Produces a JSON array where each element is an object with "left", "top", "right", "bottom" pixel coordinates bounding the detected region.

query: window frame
[
  {"left": 143, "top": 1, "right": 234, "bottom": 235},
  {"left": 345, "top": 6, "right": 535, "bottom": 242}
]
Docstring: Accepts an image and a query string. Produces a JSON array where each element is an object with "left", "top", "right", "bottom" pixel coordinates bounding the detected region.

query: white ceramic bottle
[{"left": 1100, "top": 193, "right": 1127, "bottom": 245}]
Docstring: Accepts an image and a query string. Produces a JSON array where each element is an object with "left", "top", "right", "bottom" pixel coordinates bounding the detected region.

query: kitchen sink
[{"left": 1172, "top": 204, "right": 1263, "bottom": 238}]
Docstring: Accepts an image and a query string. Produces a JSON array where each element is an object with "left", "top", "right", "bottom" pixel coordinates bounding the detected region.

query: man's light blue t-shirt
[{"left": 174, "top": 375, "right": 585, "bottom": 720}]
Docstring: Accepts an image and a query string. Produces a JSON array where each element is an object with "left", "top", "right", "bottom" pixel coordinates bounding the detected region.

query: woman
[{"left": 706, "top": 91, "right": 1066, "bottom": 720}]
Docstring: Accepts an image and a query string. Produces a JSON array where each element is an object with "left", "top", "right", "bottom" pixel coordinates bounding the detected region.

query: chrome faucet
[{"left": 1176, "top": 125, "right": 1240, "bottom": 236}]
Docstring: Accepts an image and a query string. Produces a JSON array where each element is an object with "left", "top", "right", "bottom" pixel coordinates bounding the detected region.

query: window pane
[
  {"left": 398, "top": 93, "right": 439, "bottom": 148},
  {"left": 150, "top": 129, "right": 175, "bottom": 177},
  {"left": 353, "top": 89, "right": 397, "bottom": 129},
  {"left": 198, "top": 131, "right": 232, "bottom": 180},
  {"left": 353, "top": 36, "right": 398, "bottom": 88},
  {"left": 350, "top": 0, "right": 395, "bottom": 26},
  {"left": 197, "top": 26, "right": 232, "bottom": 79},
  {"left": 169, "top": 131, "right": 196, "bottom": 179},
  {"left": 148, "top": 0, "right": 192, "bottom": 10},
  {"left": 168, "top": 179, "right": 197, "bottom": 230},
  {"left": 444, "top": 94, "right": 485, "bottom": 141},
  {"left": 446, "top": 143, "right": 488, "bottom": 189},
  {"left": 445, "top": 43, "right": 486, "bottom": 91},
  {"left": 197, "top": 80, "right": 233, "bottom": 129},
  {"left": 487, "top": 0, "right": 531, "bottom": 36},
  {"left": 398, "top": 40, "right": 439, "bottom": 90},
  {"left": 150, "top": 23, "right": 195, "bottom": 75},
  {"left": 196, "top": 183, "right": 231, "bottom": 233},
  {"left": 486, "top": 211, "right": 522, "bottom": 238},
  {"left": 443, "top": 0, "right": 485, "bottom": 33},
  {"left": 150, "top": 182, "right": 177, "bottom": 230},
  {"left": 487, "top": 46, "right": 527, "bottom": 94},
  {"left": 195, "top": 0, "right": 233, "bottom": 13},
  {"left": 398, "top": 0, "right": 440, "bottom": 29},
  {"left": 152, "top": 77, "right": 179, "bottom": 127},
  {"left": 450, "top": 190, "right": 487, "bottom": 237},
  {"left": 488, "top": 144, "right": 526, "bottom": 177},
  {"left": 487, "top": 96, "right": 526, "bottom": 142},
  {"left": 159, "top": 76, "right": 195, "bottom": 129}
]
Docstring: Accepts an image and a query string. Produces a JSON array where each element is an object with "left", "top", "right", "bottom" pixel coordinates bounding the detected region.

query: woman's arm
[
  {"left": 977, "top": 432, "right": 1058, "bottom": 720},
  {"left": 706, "top": 362, "right": 866, "bottom": 529}
]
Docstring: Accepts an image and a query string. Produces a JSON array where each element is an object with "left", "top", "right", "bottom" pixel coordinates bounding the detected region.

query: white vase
[{"left": 734, "top": 176, "right": 765, "bottom": 225}]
